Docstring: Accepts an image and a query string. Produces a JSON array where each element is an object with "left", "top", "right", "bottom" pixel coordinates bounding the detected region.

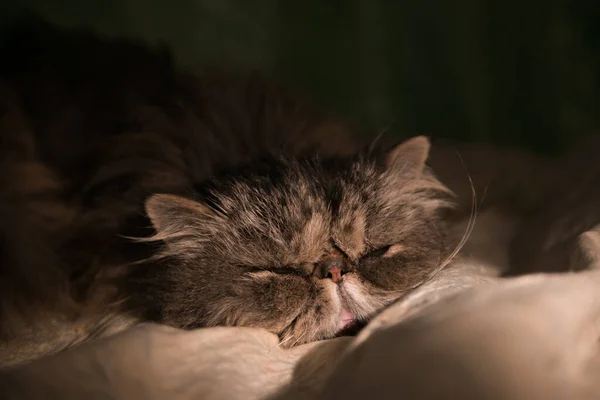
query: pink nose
[
  {"left": 313, "top": 256, "right": 347, "bottom": 282},
  {"left": 327, "top": 266, "right": 343, "bottom": 283}
]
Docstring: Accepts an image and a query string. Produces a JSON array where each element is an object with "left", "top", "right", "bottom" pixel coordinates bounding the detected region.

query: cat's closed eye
[
  {"left": 362, "top": 245, "right": 392, "bottom": 258},
  {"left": 362, "top": 244, "right": 405, "bottom": 259},
  {"left": 245, "top": 266, "right": 299, "bottom": 276}
]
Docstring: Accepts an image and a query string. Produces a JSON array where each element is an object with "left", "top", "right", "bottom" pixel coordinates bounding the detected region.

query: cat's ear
[
  {"left": 145, "top": 194, "right": 214, "bottom": 238},
  {"left": 385, "top": 136, "right": 430, "bottom": 178}
]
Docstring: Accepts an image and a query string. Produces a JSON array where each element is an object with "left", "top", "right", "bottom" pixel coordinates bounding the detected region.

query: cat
[
  {"left": 0, "top": 17, "right": 457, "bottom": 360},
  {"left": 126, "top": 136, "right": 455, "bottom": 346},
  {"left": 0, "top": 17, "right": 353, "bottom": 351}
]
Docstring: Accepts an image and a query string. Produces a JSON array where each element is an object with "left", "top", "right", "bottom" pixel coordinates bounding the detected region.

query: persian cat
[
  {"left": 129, "top": 136, "right": 455, "bottom": 346},
  {"left": 0, "top": 17, "right": 455, "bottom": 355}
]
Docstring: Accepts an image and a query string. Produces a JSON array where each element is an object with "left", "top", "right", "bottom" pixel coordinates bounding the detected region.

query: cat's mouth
[
  {"left": 335, "top": 309, "right": 364, "bottom": 336},
  {"left": 340, "top": 309, "right": 355, "bottom": 329}
]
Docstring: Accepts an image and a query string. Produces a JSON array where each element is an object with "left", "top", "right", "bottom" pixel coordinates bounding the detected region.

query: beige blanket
[
  {"left": 3, "top": 267, "right": 600, "bottom": 400},
  {"left": 2, "top": 212, "right": 600, "bottom": 399}
]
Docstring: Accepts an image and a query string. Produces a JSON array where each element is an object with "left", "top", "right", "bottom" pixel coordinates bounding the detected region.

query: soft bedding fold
[{"left": 3, "top": 262, "right": 600, "bottom": 400}]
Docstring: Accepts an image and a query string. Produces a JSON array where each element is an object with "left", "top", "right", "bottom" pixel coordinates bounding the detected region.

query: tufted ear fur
[
  {"left": 145, "top": 194, "right": 215, "bottom": 243},
  {"left": 382, "top": 136, "right": 454, "bottom": 210},
  {"left": 385, "top": 136, "right": 430, "bottom": 179}
]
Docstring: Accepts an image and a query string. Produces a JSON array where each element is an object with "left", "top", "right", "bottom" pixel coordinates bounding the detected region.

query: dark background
[{"left": 3, "top": 0, "right": 599, "bottom": 155}]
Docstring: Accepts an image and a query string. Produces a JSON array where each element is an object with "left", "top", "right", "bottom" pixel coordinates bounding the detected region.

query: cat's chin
[
  {"left": 335, "top": 309, "right": 362, "bottom": 336},
  {"left": 339, "top": 309, "right": 355, "bottom": 329}
]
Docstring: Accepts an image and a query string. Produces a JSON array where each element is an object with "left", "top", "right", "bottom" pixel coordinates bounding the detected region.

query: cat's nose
[
  {"left": 315, "top": 260, "right": 346, "bottom": 283},
  {"left": 327, "top": 265, "right": 343, "bottom": 283}
]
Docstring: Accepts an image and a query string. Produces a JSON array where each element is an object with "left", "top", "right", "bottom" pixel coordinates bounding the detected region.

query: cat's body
[
  {"left": 0, "top": 20, "right": 356, "bottom": 346},
  {"left": 427, "top": 136, "right": 600, "bottom": 276},
  {"left": 3, "top": 17, "right": 600, "bottom": 370},
  {"left": 0, "top": 19, "right": 460, "bottom": 365},
  {"left": 508, "top": 135, "right": 600, "bottom": 275}
]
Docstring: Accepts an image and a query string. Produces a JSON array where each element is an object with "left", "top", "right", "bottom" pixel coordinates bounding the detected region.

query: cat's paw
[{"left": 571, "top": 225, "right": 600, "bottom": 271}]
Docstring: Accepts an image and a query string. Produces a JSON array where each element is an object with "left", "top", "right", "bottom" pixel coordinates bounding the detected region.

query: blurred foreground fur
[{"left": 0, "top": 81, "right": 77, "bottom": 338}]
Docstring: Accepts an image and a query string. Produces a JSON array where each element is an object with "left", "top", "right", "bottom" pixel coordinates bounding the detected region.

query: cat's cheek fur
[
  {"left": 339, "top": 274, "right": 393, "bottom": 320},
  {"left": 204, "top": 272, "right": 312, "bottom": 333},
  {"left": 359, "top": 253, "right": 438, "bottom": 291},
  {"left": 279, "top": 280, "right": 342, "bottom": 347}
]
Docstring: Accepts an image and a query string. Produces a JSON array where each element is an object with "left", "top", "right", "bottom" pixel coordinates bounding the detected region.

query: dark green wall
[{"left": 3, "top": 0, "right": 600, "bottom": 154}]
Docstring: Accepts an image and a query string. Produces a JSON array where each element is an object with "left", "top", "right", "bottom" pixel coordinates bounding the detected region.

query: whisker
[
  {"left": 407, "top": 150, "right": 478, "bottom": 291},
  {"left": 479, "top": 180, "right": 490, "bottom": 209},
  {"left": 436, "top": 151, "right": 478, "bottom": 268},
  {"left": 277, "top": 312, "right": 303, "bottom": 348},
  {"left": 278, "top": 334, "right": 294, "bottom": 348},
  {"left": 367, "top": 120, "right": 395, "bottom": 154}
]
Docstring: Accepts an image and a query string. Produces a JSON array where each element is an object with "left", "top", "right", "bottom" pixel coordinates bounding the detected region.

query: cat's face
[{"left": 138, "top": 137, "right": 454, "bottom": 346}]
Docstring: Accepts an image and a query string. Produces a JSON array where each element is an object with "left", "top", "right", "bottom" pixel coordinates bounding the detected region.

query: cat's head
[{"left": 136, "top": 136, "right": 455, "bottom": 346}]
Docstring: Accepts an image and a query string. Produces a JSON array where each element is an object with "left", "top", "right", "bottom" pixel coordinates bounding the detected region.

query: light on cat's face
[{"left": 141, "top": 136, "right": 454, "bottom": 346}]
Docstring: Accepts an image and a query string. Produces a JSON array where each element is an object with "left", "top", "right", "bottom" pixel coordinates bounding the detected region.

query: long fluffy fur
[{"left": 0, "top": 17, "right": 358, "bottom": 344}]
